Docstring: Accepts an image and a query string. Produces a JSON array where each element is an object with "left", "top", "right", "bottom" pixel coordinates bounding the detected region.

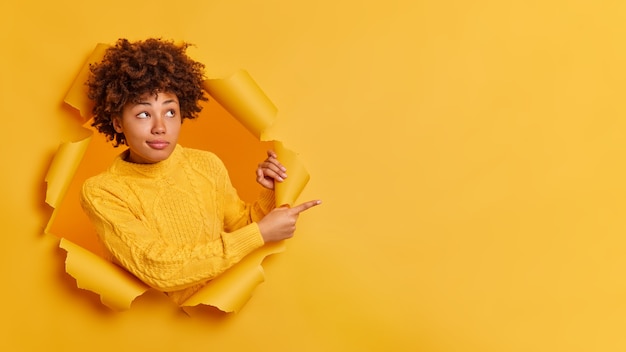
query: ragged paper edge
[
  {"left": 182, "top": 241, "right": 286, "bottom": 313},
  {"left": 46, "top": 42, "right": 312, "bottom": 313},
  {"left": 59, "top": 238, "right": 150, "bottom": 310},
  {"left": 44, "top": 135, "right": 92, "bottom": 235}
]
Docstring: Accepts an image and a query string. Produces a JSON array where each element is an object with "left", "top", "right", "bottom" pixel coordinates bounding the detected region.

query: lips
[{"left": 146, "top": 140, "right": 170, "bottom": 150}]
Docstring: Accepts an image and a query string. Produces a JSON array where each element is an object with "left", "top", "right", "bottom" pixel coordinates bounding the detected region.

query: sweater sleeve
[
  {"left": 80, "top": 178, "right": 266, "bottom": 292},
  {"left": 209, "top": 153, "right": 276, "bottom": 233}
]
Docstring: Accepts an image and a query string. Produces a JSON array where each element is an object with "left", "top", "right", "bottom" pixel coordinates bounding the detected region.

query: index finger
[{"left": 291, "top": 199, "right": 322, "bottom": 214}]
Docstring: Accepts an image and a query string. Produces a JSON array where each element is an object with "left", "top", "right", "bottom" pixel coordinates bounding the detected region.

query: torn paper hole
[{"left": 45, "top": 42, "right": 311, "bottom": 313}]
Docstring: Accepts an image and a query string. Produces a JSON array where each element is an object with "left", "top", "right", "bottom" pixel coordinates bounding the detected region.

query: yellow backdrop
[{"left": 3, "top": 1, "right": 626, "bottom": 351}]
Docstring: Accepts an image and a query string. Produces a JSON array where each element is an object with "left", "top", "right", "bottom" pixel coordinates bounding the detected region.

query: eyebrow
[{"left": 135, "top": 99, "right": 179, "bottom": 106}]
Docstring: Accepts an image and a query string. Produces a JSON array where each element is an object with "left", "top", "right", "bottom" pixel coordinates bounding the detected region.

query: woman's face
[{"left": 113, "top": 91, "right": 182, "bottom": 164}]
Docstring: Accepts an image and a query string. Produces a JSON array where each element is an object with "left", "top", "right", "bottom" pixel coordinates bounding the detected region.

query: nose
[{"left": 151, "top": 117, "right": 166, "bottom": 134}]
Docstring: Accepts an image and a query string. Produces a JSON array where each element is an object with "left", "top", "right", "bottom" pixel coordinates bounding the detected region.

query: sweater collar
[{"left": 110, "top": 144, "right": 184, "bottom": 178}]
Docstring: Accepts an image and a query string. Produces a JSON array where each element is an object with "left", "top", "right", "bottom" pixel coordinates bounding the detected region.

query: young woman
[{"left": 80, "top": 38, "right": 320, "bottom": 303}]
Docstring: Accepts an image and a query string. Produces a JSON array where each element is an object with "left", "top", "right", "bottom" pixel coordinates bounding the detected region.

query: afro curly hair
[{"left": 87, "top": 38, "right": 208, "bottom": 146}]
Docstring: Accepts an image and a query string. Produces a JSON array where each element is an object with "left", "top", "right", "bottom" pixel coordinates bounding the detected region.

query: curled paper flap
[
  {"left": 45, "top": 136, "right": 92, "bottom": 208},
  {"left": 64, "top": 43, "right": 108, "bottom": 120},
  {"left": 182, "top": 241, "right": 286, "bottom": 313},
  {"left": 60, "top": 238, "right": 150, "bottom": 311},
  {"left": 274, "top": 141, "right": 310, "bottom": 206},
  {"left": 202, "top": 70, "right": 277, "bottom": 140}
]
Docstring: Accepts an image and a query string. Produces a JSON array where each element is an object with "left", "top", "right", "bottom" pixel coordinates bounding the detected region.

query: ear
[{"left": 112, "top": 116, "right": 123, "bottom": 133}]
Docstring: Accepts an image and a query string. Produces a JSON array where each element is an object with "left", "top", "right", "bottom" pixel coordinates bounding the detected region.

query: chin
[
  {"left": 130, "top": 149, "right": 174, "bottom": 164},
  {"left": 149, "top": 151, "right": 174, "bottom": 162}
]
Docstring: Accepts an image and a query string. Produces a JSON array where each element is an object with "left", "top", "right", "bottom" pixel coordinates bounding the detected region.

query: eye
[
  {"left": 136, "top": 112, "right": 149, "bottom": 119},
  {"left": 165, "top": 109, "right": 176, "bottom": 118}
]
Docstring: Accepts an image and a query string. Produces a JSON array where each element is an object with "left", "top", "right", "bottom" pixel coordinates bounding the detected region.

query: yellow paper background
[{"left": 4, "top": 1, "right": 626, "bottom": 351}]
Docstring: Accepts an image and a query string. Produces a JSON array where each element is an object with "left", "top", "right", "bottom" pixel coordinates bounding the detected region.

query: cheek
[
  {"left": 121, "top": 123, "right": 148, "bottom": 141},
  {"left": 170, "top": 119, "right": 182, "bottom": 132}
]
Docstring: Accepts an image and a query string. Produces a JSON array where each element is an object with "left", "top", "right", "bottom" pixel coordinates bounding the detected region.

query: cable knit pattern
[{"left": 80, "top": 144, "right": 275, "bottom": 303}]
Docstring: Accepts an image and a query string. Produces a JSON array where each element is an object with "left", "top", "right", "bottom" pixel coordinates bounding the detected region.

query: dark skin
[{"left": 254, "top": 150, "right": 322, "bottom": 242}]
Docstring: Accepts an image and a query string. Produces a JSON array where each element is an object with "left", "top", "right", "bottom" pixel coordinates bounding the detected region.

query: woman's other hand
[{"left": 256, "top": 150, "right": 288, "bottom": 190}]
